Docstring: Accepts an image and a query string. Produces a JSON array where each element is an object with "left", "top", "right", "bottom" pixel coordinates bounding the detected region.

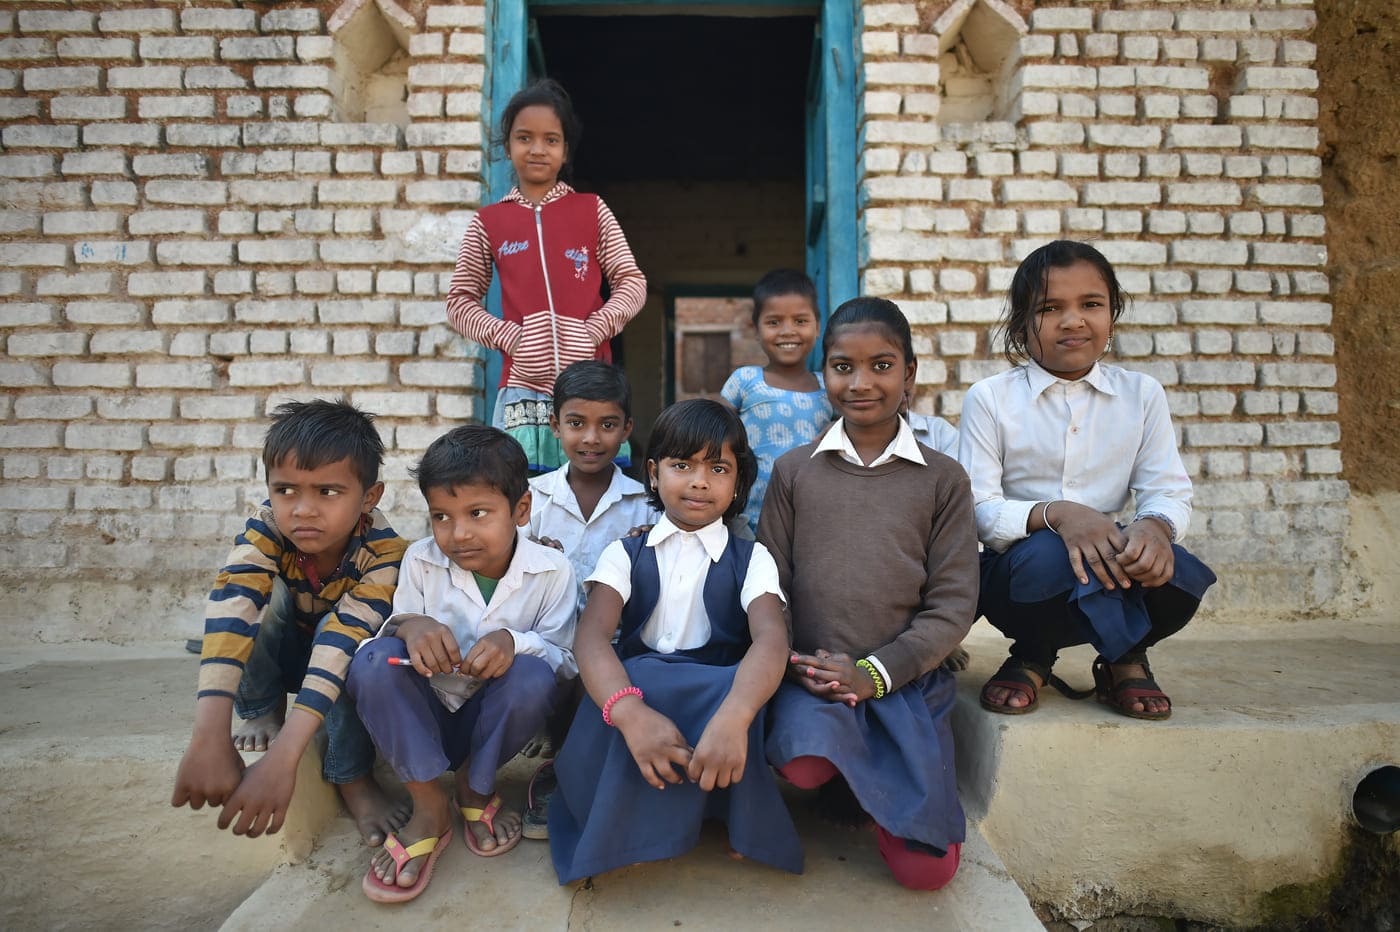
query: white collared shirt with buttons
[
  {"left": 958, "top": 359, "right": 1193, "bottom": 555},
  {"left": 375, "top": 529, "right": 578, "bottom": 710},
  {"left": 529, "top": 462, "right": 660, "bottom": 611},
  {"left": 587, "top": 515, "right": 784, "bottom": 654}
]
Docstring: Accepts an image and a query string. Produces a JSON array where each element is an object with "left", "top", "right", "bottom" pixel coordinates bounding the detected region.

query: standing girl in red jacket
[{"left": 446, "top": 79, "right": 647, "bottom": 471}]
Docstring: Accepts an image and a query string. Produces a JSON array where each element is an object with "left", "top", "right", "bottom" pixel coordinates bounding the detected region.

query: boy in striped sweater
[{"left": 172, "top": 400, "right": 409, "bottom": 846}]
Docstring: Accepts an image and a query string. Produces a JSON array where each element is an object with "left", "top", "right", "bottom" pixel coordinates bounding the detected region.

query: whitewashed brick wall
[
  {"left": 0, "top": 0, "right": 1347, "bottom": 641},
  {"left": 858, "top": 0, "right": 1342, "bottom": 614}
]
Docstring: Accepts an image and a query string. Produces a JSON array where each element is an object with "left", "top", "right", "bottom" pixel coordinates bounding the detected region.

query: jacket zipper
[{"left": 534, "top": 205, "right": 561, "bottom": 378}]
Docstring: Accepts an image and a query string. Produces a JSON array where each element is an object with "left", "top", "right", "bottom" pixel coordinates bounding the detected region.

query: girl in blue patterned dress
[{"left": 721, "top": 269, "right": 833, "bottom": 534}]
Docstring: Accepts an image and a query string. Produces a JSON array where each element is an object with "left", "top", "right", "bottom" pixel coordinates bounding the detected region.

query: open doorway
[{"left": 533, "top": 13, "right": 815, "bottom": 457}]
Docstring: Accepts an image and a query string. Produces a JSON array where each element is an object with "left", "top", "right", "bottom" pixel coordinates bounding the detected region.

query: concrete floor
[{"left": 1, "top": 617, "right": 1396, "bottom": 930}]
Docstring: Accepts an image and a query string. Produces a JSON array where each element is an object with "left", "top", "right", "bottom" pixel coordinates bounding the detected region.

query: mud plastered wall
[{"left": 0, "top": 0, "right": 1346, "bottom": 640}]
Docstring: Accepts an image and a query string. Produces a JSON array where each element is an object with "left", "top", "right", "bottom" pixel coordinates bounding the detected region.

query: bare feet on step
[
  {"left": 232, "top": 698, "right": 285, "bottom": 751},
  {"left": 340, "top": 775, "right": 412, "bottom": 847}
]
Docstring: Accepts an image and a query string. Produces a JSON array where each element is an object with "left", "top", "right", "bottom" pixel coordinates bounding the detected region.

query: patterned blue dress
[{"left": 721, "top": 366, "right": 833, "bottom": 534}]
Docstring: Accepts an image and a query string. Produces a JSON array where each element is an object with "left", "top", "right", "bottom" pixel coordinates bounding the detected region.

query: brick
[
  {"left": 1097, "top": 242, "right": 1169, "bottom": 266},
  {"left": 154, "top": 241, "right": 233, "bottom": 266},
  {"left": 18, "top": 10, "right": 95, "bottom": 33},
  {"left": 1134, "top": 67, "right": 1209, "bottom": 91},
  {"left": 13, "top": 394, "right": 92, "bottom": 421},
  {"left": 319, "top": 123, "right": 400, "bottom": 147},
  {"left": 262, "top": 7, "right": 322, "bottom": 31},
  {"left": 99, "top": 9, "right": 176, "bottom": 33},
  {"left": 242, "top": 122, "right": 320, "bottom": 146},
  {"left": 8, "top": 332, "right": 87, "bottom": 356},
  {"left": 183, "top": 66, "right": 247, "bottom": 90},
  {"left": 64, "top": 302, "right": 142, "bottom": 326},
  {"left": 107, "top": 66, "right": 181, "bottom": 89},
  {"left": 3, "top": 124, "right": 80, "bottom": 148},
  {"left": 1252, "top": 183, "right": 1323, "bottom": 208},
  {"left": 0, "top": 243, "right": 64, "bottom": 267},
  {"left": 227, "top": 360, "right": 305, "bottom": 387},
  {"left": 229, "top": 180, "right": 315, "bottom": 206},
  {"left": 139, "top": 36, "right": 215, "bottom": 59},
  {"left": 1018, "top": 65, "right": 1096, "bottom": 90},
  {"left": 1259, "top": 364, "right": 1336, "bottom": 389},
  {"left": 1258, "top": 302, "right": 1331, "bottom": 326},
  {"left": 1088, "top": 125, "right": 1162, "bottom": 148},
  {"left": 310, "top": 361, "right": 391, "bottom": 386},
  {"left": 1026, "top": 122, "right": 1086, "bottom": 146},
  {"left": 181, "top": 8, "right": 255, "bottom": 31},
  {"left": 1238, "top": 67, "right": 1318, "bottom": 93},
  {"left": 56, "top": 37, "right": 135, "bottom": 60},
  {"left": 63, "top": 424, "right": 144, "bottom": 451},
  {"left": 221, "top": 36, "right": 295, "bottom": 60},
  {"left": 143, "top": 180, "right": 227, "bottom": 206},
  {"left": 1164, "top": 126, "right": 1243, "bottom": 150},
  {"left": 36, "top": 271, "right": 115, "bottom": 297},
  {"left": 98, "top": 395, "right": 176, "bottom": 421},
  {"left": 126, "top": 210, "right": 205, "bottom": 236},
  {"left": 0, "top": 38, "right": 54, "bottom": 61},
  {"left": 0, "top": 423, "right": 65, "bottom": 448},
  {"left": 1167, "top": 183, "right": 1242, "bottom": 206},
  {"left": 1176, "top": 10, "right": 1252, "bottom": 32},
  {"left": 232, "top": 300, "right": 316, "bottom": 324},
  {"left": 133, "top": 362, "right": 216, "bottom": 390},
  {"left": 0, "top": 303, "right": 53, "bottom": 326},
  {"left": 0, "top": 155, "right": 56, "bottom": 178},
  {"left": 140, "top": 96, "right": 215, "bottom": 119},
  {"left": 168, "top": 119, "right": 243, "bottom": 144},
  {"left": 82, "top": 124, "right": 160, "bottom": 148},
  {"left": 233, "top": 240, "right": 315, "bottom": 265},
  {"left": 0, "top": 97, "right": 39, "bottom": 120},
  {"left": 125, "top": 272, "right": 204, "bottom": 297},
  {"left": 1083, "top": 183, "right": 1160, "bottom": 205},
  {"left": 130, "top": 154, "right": 208, "bottom": 178},
  {"left": 73, "top": 240, "right": 148, "bottom": 266},
  {"left": 1253, "top": 242, "right": 1327, "bottom": 266},
  {"left": 253, "top": 65, "right": 331, "bottom": 89}
]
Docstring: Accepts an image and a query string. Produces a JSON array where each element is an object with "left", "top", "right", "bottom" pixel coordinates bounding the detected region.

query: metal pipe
[{"left": 1352, "top": 765, "right": 1400, "bottom": 834}]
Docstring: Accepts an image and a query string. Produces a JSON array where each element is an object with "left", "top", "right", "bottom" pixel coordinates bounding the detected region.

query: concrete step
[
  {"left": 952, "top": 619, "right": 1400, "bottom": 926},
  {"left": 0, "top": 645, "right": 337, "bottom": 932},
  {"left": 221, "top": 780, "right": 1041, "bottom": 931}
]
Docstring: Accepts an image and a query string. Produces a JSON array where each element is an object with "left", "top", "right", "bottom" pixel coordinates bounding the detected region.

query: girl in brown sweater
[{"left": 758, "top": 298, "right": 980, "bottom": 890}]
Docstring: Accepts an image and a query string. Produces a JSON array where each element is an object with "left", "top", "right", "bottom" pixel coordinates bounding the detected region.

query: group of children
[{"left": 171, "top": 77, "right": 1216, "bottom": 905}]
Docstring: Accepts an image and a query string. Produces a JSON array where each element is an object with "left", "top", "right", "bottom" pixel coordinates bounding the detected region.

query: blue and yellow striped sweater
[{"left": 198, "top": 503, "right": 407, "bottom": 719}]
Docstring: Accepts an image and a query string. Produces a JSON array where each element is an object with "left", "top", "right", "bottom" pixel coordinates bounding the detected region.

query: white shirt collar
[
  {"left": 645, "top": 514, "right": 730, "bottom": 562},
  {"left": 1025, "top": 358, "right": 1117, "bottom": 398},
  {"left": 812, "top": 416, "right": 926, "bottom": 467},
  {"left": 535, "top": 462, "right": 639, "bottom": 519}
]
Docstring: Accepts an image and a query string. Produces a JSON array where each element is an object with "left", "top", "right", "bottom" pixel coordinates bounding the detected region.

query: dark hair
[
  {"left": 412, "top": 425, "right": 529, "bottom": 506},
  {"left": 751, "top": 268, "right": 819, "bottom": 326},
  {"left": 999, "top": 240, "right": 1128, "bottom": 365},
  {"left": 553, "top": 360, "right": 632, "bottom": 419},
  {"left": 496, "top": 78, "right": 581, "bottom": 184},
  {"left": 263, "top": 398, "right": 383, "bottom": 490},
  {"left": 821, "top": 296, "right": 915, "bottom": 366},
  {"left": 645, "top": 399, "right": 757, "bottom": 523}
]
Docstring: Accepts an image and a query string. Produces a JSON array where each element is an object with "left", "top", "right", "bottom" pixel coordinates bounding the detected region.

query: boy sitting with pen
[
  {"left": 172, "top": 400, "right": 410, "bottom": 846},
  {"left": 346, "top": 425, "right": 577, "bottom": 903}
]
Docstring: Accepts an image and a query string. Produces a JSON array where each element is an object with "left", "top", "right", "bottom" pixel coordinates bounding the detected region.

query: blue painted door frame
[{"left": 483, "top": 0, "right": 857, "bottom": 410}]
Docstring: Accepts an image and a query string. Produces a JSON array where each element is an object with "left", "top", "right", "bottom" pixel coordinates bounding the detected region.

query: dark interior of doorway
[{"left": 534, "top": 13, "right": 814, "bottom": 464}]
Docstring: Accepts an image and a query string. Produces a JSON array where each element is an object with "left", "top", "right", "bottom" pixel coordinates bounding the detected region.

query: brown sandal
[{"left": 1091, "top": 655, "right": 1172, "bottom": 721}]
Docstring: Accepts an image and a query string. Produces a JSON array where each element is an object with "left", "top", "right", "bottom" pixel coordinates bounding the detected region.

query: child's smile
[
  {"left": 1026, "top": 260, "right": 1113, "bottom": 381},
  {"left": 757, "top": 294, "right": 820, "bottom": 370},
  {"left": 551, "top": 398, "right": 632, "bottom": 477}
]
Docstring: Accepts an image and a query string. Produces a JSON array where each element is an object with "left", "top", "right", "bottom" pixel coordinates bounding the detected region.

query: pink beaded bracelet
[{"left": 602, "top": 686, "right": 643, "bottom": 727}]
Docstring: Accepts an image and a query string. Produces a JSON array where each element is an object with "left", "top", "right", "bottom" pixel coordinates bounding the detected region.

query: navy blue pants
[{"left": 348, "top": 637, "right": 560, "bottom": 794}]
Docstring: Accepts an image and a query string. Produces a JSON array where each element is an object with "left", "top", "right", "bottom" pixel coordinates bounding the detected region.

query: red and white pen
[{"left": 387, "top": 656, "right": 460, "bottom": 673}]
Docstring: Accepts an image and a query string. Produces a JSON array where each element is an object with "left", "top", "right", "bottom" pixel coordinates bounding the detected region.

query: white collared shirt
[
  {"left": 587, "top": 515, "right": 784, "bottom": 654},
  {"left": 958, "top": 359, "right": 1193, "bottom": 554},
  {"left": 377, "top": 529, "right": 578, "bottom": 709},
  {"left": 528, "top": 463, "right": 659, "bottom": 610},
  {"left": 811, "top": 415, "right": 927, "bottom": 468},
  {"left": 905, "top": 410, "right": 961, "bottom": 461}
]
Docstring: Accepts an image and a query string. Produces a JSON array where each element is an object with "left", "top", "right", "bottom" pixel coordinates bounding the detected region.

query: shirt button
[{"left": 1070, "top": 426, "right": 1080, "bottom": 434}]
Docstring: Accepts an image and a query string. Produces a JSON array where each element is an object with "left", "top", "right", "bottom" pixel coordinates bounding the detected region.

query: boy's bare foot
[
  {"left": 457, "top": 773, "right": 521, "bottom": 853},
  {"left": 368, "top": 790, "right": 451, "bottom": 889},
  {"left": 340, "top": 775, "right": 412, "bottom": 847},
  {"left": 232, "top": 699, "right": 286, "bottom": 752}
]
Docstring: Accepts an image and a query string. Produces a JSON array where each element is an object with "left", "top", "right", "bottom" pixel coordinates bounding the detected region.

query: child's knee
[
  {"left": 776, "top": 755, "right": 839, "bottom": 789},
  {"left": 503, "top": 656, "right": 559, "bottom": 715},
  {"left": 876, "top": 827, "right": 960, "bottom": 891},
  {"left": 346, "top": 640, "right": 404, "bottom": 699}
]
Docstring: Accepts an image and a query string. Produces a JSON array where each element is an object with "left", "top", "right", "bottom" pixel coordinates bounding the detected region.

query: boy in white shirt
[
  {"left": 348, "top": 426, "right": 576, "bottom": 903},
  {"left": 523, "top": 361, "right": 658, "bottom": 838}
]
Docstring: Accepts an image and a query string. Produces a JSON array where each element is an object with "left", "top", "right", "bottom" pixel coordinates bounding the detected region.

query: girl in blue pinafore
[
  {"left": 549, "top": 399, "right": 800, "bottom": 883},
  {"left": 721, "top": 269, "right": 832, "bottom": 534}
]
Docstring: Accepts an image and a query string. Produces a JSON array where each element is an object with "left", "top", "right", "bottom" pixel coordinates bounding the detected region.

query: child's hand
[
  {"left": 788, "top": 650, "right": 868, "bottom": 705},
  {"left": 1118, "top": 518, "right": 1175, "bottom": 587},
  {"left": 611, "top": 699, "right": 693, "bottom": 790},
  {"left": 530, "top": 534, "right": 565, "bottom": 552},
  {"left": 688, "top": 709, "right": 749, "bottom": 791},
  {"left": 217, "top": 754, "right": 295, "bottom": 838},
  {"left": 171, "top": 732, "right": 245, "bottom": 810},
  {"left": 1047, "top": 501, "right": 1132, "bottom": 591},
  {"left": 396, "top": 615, "right": 462, "bottom": 677},
  {"left": 624, "top": 524, "right": 654, "bottom": 539},
  {"left": 463, "top": 629, "right": 515, "bottom": 679}
]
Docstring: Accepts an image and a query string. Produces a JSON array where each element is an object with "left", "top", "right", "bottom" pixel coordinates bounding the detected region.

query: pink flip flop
[
  {"left": 459, "top": 794, "right": 522, "bottom": 857},
  {"left": 362, "top": 831, "right": 451, "bottom": 904}
]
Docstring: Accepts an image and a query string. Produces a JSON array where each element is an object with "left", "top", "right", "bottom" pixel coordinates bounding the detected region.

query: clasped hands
[{"left": 787, "top": 648, "right": 878, "bottom": 706}]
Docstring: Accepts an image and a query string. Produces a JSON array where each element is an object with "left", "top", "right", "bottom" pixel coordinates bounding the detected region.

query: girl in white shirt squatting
[
  {"left": 548, "top": 399, "right": 801, "bottom": 883},
  {"left": 959, "top": 240, "right": 1216, "bottom": 722}
]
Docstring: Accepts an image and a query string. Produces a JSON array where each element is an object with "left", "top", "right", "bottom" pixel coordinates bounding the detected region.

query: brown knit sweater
[{"left": 757, "top": 444, "right": 980, "bottom": 692}]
